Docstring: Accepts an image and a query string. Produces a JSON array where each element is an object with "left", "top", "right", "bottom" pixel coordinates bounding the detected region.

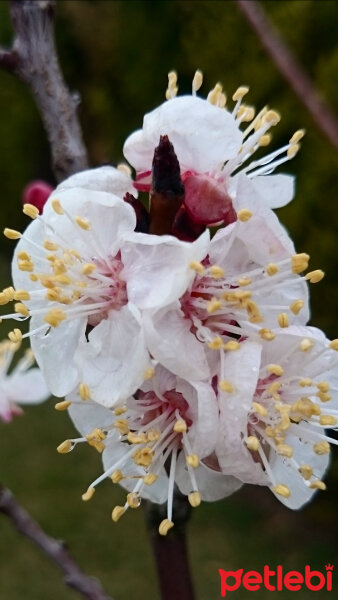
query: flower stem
[{"left": 144, "top": 491, "right": 195, "bottom": 600}]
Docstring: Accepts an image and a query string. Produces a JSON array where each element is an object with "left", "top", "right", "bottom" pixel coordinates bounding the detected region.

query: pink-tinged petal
[
  {"left": 124, "top": 96, "right": 242, "bottom": 173},
  {"left": 4, "top": 368, "right": 50, "bottom": 404},
  {"left": 250, "top": 174, "right": 295, "bottom": 209},
  {"left": 175, "top": 452, "right": 243, "bottom": 501},
  {"left": 56, "top": 166, "right": 136, "bottom": 199},
  {"left": 121, "top": 229, "right": 209, "bottom": 309},
  {"left": 76, "top": 305, "right": 150, "bottom": 407},
  {"left": 144, "top": 307, "right": 210, "bottom": 381}
]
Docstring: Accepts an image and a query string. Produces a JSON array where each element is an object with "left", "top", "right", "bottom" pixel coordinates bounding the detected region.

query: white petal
[
  {"left": 178, "top": 379, "right": 218, "bottom": 458},
  {"left": 30, "top": 315, "right": 86, "bottom": 397},
  {"left": 4, "top": 368, "right": 50, "bottom": 404},
  {"left": 121, "top": 229, "right": 209, "bottom": 309},
  {"left": 68, "top": 397, "right": 115, "bottom": 436},
  {"left": 144, "top": 307, "right": 210, "bottom": 380},
  {"left": 251, "top": 174, "right": 295, "bottom": 209},
  {"left": 76, "top": 304, "right": 150, "bottom": 407},
  {"left": 56, "top": 165, "right": 136, "bottom": 199},
  {"left": 124, "top": 96, "right": 242, "bottom": 173}
]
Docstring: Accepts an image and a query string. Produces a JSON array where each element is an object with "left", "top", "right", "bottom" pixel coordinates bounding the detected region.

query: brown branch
[
  {"left": 0, "top": 484, "right": 114, "bottom": 600},
  {"left": 236, "top": 0, "right": 338, "bottom": 153},
  {"left": 144, "top": 492, "right": 195, "bottom": 600},
  {"left": 0, "top": 0, "right": 88, "bottom": 181}
]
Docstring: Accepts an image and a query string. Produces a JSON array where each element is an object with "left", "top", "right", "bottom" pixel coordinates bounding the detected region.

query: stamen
[
  {"left": 82, "top": 487, "right": 95, "bottom": 501},
  {"left": 159, "top": 519, "right": 174, "bottom": 536},
  {"left": 4, "top": 228, "right": 21, "bottom": 240},
  {"left": 192, "top": 70, "right": 203, "bottom": 94}
]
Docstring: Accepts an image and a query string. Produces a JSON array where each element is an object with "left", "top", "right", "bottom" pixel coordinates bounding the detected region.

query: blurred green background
[{"left": 0, "top": 1, "right": 338, "bottom": 598}]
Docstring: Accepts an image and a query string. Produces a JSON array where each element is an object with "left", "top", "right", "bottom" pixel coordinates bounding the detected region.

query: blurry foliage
[{"left": 0, "top": 1, "right": 338, "bottom": 599}]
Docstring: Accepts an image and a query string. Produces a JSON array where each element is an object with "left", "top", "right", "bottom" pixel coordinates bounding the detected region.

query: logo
[{"left": 219, "top": 564, "right": 333, "bottom": 596}]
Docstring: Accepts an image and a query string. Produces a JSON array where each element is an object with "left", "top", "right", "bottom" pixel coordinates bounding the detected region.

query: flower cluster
[{"left": 2, "top": 71, "right": 338, "bottom": 534}]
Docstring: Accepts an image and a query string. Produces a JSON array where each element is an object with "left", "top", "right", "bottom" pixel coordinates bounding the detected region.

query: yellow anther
[
  {"left": 1, "top": 287, "right": 15, "bottom": 302},
  {"left": 309, "top": 480, "right": 326, "bottom": 491},
  {"left": 189, "top": 261, "right": 205, "bottom": 275},
  {"left": 299, "top": 338, "right": 313, "bottom": 352},
  {"left": 319, "top": 415, "right": 337, "bottom": 426},
  {"left": 23, "top": 203, "right": 39, "bottom": 219},
  {"left": 82, "top": 487, "right": 95, "bottom": 502},
  {"left": 114, "top": 419, "right": 129, "bottom": 435},
  {"left": 317, "top": 391, "right": 331, "bottom": 403},
  {"left": 238, "top": 105, "right": 255, "bottom": 122},
  {"left": 166, "top": 71, "right": 178, "bottom": 99},
  {"left": 273, "top": 484, "right": 290, "bottom": 498},
  {"left": 13, "top": 289, "right": 30, "bottom": 301},
  {"left": 111, "top": 469, "right": 123, "bottom": 483},
  {"left": 252, "top": 402, "right": 267, "bottom": 417},
  {"left": 299, "top": 465, "right": 313, "bottom": 480},
  {"left": 18, "top": 260, "right": 34, "bottom": 272},
  {"left": 299, "top": 378, "right": 312, "bottom": 387},
  {"left": 208, "top": 336, "right": 223, "bottom": 350},
  {"left": 114, "top": 406, "right": 127, "bottom": 416},
  {"left": 218, "top": 92, "right": 227, "bottom": 108},
  {"left": 186, "top": 454, "right": 199, "bottom": 468},
  {"left": 46, "top": 289, "right": 60, "bottom": 302},
  {"left": 188, "top": 492, "right": 202, "bottom": 508},
  {"left": 117, "top": 163, "right": 132, "bottom": 176},
  {"left": 223, "top": 340, "right": 240, "bottom": 351},
  {"left": 82, "top": 263, "right": 96, "bottom": 275},
  {"left": 305, "top": 269, "right": 325, "bottom": 283},
  {"left": 259, "top": 133, "right": 272, "bottom": 146},
  {"left": 277, "top": 444, "right": 293, "bottom": 458},
  {"left": 8, "top": 329, "right": 22, "bottom": 343},
  {"left": 79, "top": 383, "right": 90, "bottom": 401},
  {"left": 245, "top": 300, "right": 263, "bottom": 323},
  {"left": 267, "top": 364, "right": 284, "bottom": 376},
  {"left": 40, "top": 276, "right": 56, "bottom": 289},
  {"left": 237, "top": 277, "right": 252, "bottom": 286},
  {"left": 174, "top": 419, "right": 187, "bottom": 433},
  {"left": 29, "top": 274, "right": 38, "bottom": 282},
  {"left": 207, "top": 82, "right": 223, "bottom": 105},
  {"left": 278, "top": 313, "right": 289, "bottom": 328},
  {"left": 54, "top": 400, "right": 71, "bottom": 411},
  {"left": 330, "top": 339, "right": 338, "bottom": 351},
  {"left": 0, "top": 294, "right": 10, "bottom": 306},
  {"left": 259, "top": 328, "right": 276, "bottom": 341},
  {"left": 159, "top": 519, "right": 174, "bottom": 536},
  {"left": 44, "top": 308, "right": 66, "bottom": 327},
  {"left": 75, "top": 216, "right": 91, "bottom": 230},
  {"left": 246, "top": 436, "right": 260, "bottom": 452},
  {"left": 267, "top": 381, "right": 281, "bottom": 400},
  {"left": 265, "top": 425, "right": 275, "bottom": 438},
  {"left": 87, "top": 428, "right": 106, "bottom": 442},
  {"left": 53, "top": 274, "right": 72, "bottom": 285},
  {"left": 127, "top": 432, "right": 147, "bottom": 444},
  {"left": 57, "top": 440, "right": 73, "bottom": 454},
  {"left": 112, "top": 505, "right": 125, "bottom": 522},
  {"left": 43, "top": 240, "right": 58, "bottom": 251},
  {"left": 144, "top": 367, "right": 155, "bottom": 380},
  {"left": 291, "top": 253, "right": 310, "bottom": 274},
  {"left": 144, "top": 473, "right": 158, "bottom": 486},
  {"left": 14, "top": 302, "right": 30, "bottom": 316},
  {"left": 4, "top": 228, "right": 21, "bottom": 240},
  {"left": 17, "top": 251, "right": 30, "bottom": 261},
  {"left": 290, "top": 129, "right": 305, "bottom": 144},
  {"left": 292, "top": 398, "right": 320, "bottom": 418},
  {"left": 51, "top": 198, "right": 64, "bottom": 214},
  {"left": 53, "top": 260, "right": 67, "bottom": 275},
  {"left": 209, "top": 265, "right": 224, "bottom": 279},
  {"left": 206, "top": 298, "right": 222, "bottom": 313},
  {"left": 133, "top": 447, "right": 154, "bottom": 467},
  {"left": 266, "top": 263, "right": 279, "bottom": 276},
  {"left": 313, "top": 441, "right": 330, "bottom": 455},
  {"left": 232, "top": 86, "right": 249, "bottom": 102},
  {"left": 192, "top": 69, "right": 203, "bottom": 93},
  {"left": 290, "top": 299, "right": 304, "bottom": 315},
  {"left": 127, "top": 492, "right": 141, "bottom": 509},
  {"left": 147, "top": 429, "right": 161, "bottom": 442},
  {"left": 219, "top": 380, "right": 234, "bottom": 393},
  {"left": 287, "top": 143, "right": 300, "bottom": 158},
  {"left": 263, "top": 110, "right": 281, "bottom": 125},
  {"left": 237, "top": 209, "right": 253, "bottom": 222},
  {"left": 317, "top": 381, "right": 329, "bottom": 393}
]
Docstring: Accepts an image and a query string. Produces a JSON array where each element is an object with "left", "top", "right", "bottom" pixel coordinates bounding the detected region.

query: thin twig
[
  {"left": 144, "top": 493, "right": 195, "bottom": 600},
  {"left": 236, "top": 0, "right": 338, "bottom": 153},
  {"left": 0, "top": 484, "right": 114, "bottom": 600},
  {"left": 0, "top": 0, "right": 88, "bottom": 181}
]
